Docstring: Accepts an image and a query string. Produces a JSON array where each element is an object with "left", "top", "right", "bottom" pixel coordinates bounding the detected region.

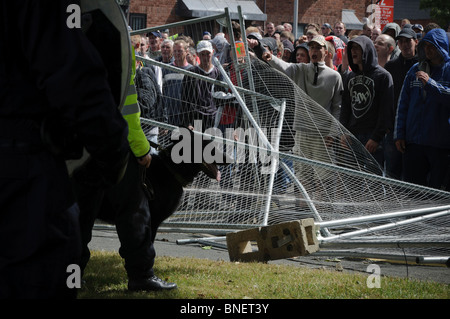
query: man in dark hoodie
[
  {"left": 339, "top": 36, "right": 394, "bottom": 172},
  {"left": 394, "top": 28, "right": 450, "bottom": 189},
  {"left": 384, "top": 28, "right": 419, "bottom": 180}
]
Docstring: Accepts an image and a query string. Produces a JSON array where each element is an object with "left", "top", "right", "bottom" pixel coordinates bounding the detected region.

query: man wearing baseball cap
[
  {"left": 180, "top": 39, "right": 225, "bottom": 209},
  {"left": 203, "top": 31, "right": 212, "bottom": 40},
  {"left": 321, "top": 23, "right": 333, "bottom": 37},
  {"left": 252, "top": 34, "right": 342, "bottom": 119},
  {"left": 250, "top": 34, "right": 343, "bottom": 195},
  {"left": 386, "top": 28, "right": 418, "bottom": 104},
  {"left": 384, "top": 27, "right": 419, "bottom": 180},
  {"left": 412, "top": 24, "right": 424, "bottom": 40},
  {"left": 181, "top": 40, "right": 224, "bottom": 130},
  {"left": 147, "top": 31, "right": 163, "bottom": 60},
  {"left": 196, "top": 40, "right": 214, "bottom": 70}
]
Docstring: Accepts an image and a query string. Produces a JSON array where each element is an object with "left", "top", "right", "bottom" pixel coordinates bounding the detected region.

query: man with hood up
[
  {"left": 394, "top": 28, "right": 450, "bottom": 189},
  {"left": 339, "top": 35, "right": 394, "bottom": 172},
  {"left": 211, "top": 33, "right": 231, "bottom": 65}
]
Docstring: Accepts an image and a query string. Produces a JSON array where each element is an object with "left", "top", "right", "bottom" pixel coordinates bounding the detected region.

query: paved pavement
[{"left": 89, "top": 224, "right": 450, "bottom": 285}]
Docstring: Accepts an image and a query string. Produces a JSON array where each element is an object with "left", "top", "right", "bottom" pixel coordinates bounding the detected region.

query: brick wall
[
  {"left": 129, "top": 0, "right": 380, "bottom": 30},
  {"left": 129, "top": 0, "right": 179, "bottom": 27},
  {"left": 258, "top": 0, "right": 372, "bottom": 27}
]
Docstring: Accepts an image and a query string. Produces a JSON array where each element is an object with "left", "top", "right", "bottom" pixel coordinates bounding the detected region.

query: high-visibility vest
[{"left": 121, "top": 49, "right": 150, "bottom": 158}]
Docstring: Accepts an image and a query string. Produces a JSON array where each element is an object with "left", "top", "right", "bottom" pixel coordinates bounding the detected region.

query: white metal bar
[
  {"left": 130, "top": 12, "right": 228, "bottom": 37},
  {"left": 317, "top": 205, "right": 450, "bottom": 228},
  {"left": 320, "top": 240, "right": 450, "bottom": 249},
  {"left": 416, "top": 257, "right": 450, "bottom": 266},
  {"left": 262, "top": 100, "right": 286, "bottom": 226},
  {"left": 319, "top": 210, "right": 450, "bottom": 242},
  {"left": 310, "top": 250, "right": 427, "bottom": 264}
]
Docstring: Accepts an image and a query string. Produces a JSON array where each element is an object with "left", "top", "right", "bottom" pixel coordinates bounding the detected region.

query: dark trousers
[
  {"left": 76, "top": 154, "right": 155, "bottom": 281},
  {"left": 355, "top": 133, "right": 385, "bottom": 170},
  {"left": 403, "top": 143, "right": 450, "bottom": 189},
  {"left": 0, "top": 147, "right": 81, "bottom": 299},
  {"left": 384, "top": 132, "right": 403, "bottom": 180},
  {"left": 335, "top": 133, "right": 385, "bottom": 177}
]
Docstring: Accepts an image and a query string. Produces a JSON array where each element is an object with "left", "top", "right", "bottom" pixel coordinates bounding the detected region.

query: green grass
[{"left": 78, "top": 251, "right": 449, "bottom": 299}]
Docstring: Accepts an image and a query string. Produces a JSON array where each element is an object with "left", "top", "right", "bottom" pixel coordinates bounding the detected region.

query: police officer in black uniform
[{"left": 0, "top": 1, "right": 129, "bottom": 299}]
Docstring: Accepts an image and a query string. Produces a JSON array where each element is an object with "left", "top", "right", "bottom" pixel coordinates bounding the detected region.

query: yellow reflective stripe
[
  {"left": 122, "top": 102, "right": 139, "bottom": 114},
  {"left": 122, "top": 83, "right": 140, "bottom": 115},
  {"left": 127, "top": 82, "right": 137, "bottom": 98},
  {"left": 122, "top": 101, "right": 140, "bottom": 115}
]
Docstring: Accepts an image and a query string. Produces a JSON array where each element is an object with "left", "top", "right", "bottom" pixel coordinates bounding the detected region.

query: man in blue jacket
[{"left": 394, "top": 28, "right": 450, "bottom": 189}]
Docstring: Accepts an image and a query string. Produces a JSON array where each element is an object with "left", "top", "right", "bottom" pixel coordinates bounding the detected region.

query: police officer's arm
[
  {"left": 123, "top": 108, "right": 152, "bottom": 168},
  {"left": 123, "top": 50, "right": 151, "bottom": 168}
]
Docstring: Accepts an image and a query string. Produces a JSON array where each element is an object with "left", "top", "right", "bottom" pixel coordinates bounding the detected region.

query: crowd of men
[
  {"left": 135, "top": 19, "right": 450, "bottom": 192},
  {"left": 1, "top": 0, "right": 449, "bottom": 299}
]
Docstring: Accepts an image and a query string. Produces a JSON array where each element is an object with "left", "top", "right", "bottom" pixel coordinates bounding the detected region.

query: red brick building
[
  {"left": 255, "top": 0, "right": 371, "bottom": 27},
  {"left": 128, "top": 0, "right": 434, "bottom": 35}
]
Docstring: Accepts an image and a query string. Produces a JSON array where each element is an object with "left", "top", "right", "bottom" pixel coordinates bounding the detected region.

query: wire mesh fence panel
[{"left": 131, "top": 10, "right": 450, "bottom": 259}]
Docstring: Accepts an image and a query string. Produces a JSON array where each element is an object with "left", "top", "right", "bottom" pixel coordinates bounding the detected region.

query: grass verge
[{"left": 78, "top": 250, "right": 449, "bottom": 299}]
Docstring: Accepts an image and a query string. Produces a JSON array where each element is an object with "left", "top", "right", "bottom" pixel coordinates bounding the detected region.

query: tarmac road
[{"left": 89, "top": 225, "right": 450, "bottom": 285}]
